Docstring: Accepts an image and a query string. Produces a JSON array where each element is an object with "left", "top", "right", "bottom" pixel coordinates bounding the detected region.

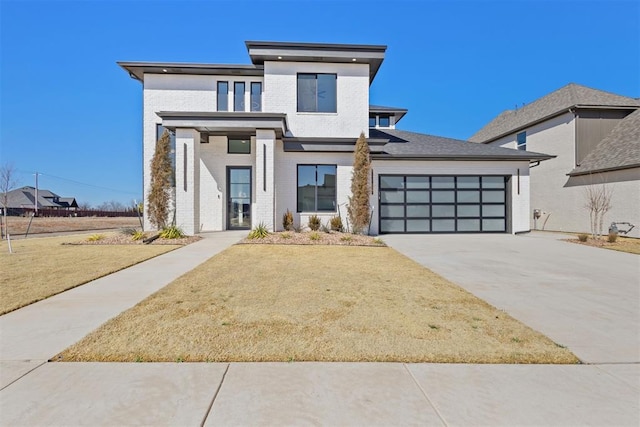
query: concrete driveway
[{"left": 383, "top": 232, "right": 640, "bottom": 364}]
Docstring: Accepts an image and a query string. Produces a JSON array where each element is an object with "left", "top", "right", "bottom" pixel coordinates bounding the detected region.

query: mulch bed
[
  {"left": 68, "top": 233, "right": 201, "bottom": 246},
  {"left": 239, "top": 231, "right": 385, "bottom": 247}
]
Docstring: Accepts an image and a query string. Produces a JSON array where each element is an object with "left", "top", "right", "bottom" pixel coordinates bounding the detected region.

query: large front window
[
  {"left": 297, "top": 165, "right": 337, "bottom": 212},
  {"left": 297, "top": 73, "right": 337, "bottom": 113}
]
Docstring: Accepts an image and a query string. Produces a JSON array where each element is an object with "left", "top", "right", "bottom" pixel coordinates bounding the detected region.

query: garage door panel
[{"left": 379, "top": 175, "right": 508, "bottom": 234}]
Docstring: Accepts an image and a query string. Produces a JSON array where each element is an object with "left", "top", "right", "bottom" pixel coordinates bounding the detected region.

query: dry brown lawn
[
  {"left": 568, "top": 235, "right": 640, "bottom": 255},
  {"left": 0, "top": 233, "right": 179, "bottom": 315},
  {"left": 1, "top": 216, "right": 140, "bottom": 236},
  {"left": 58, "top": 245, "right": 578, "bottom": 364}
]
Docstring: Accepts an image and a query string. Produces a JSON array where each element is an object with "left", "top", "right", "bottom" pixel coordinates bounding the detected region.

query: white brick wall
[
  {"left": 174, "top": 129, "right": 200, "bottom": 235},
  {"left": 489, "top": 112, "right": 640, "bottom": 238},
  {"left": 263, "top": 61, "right": 369, "bottom": 138},
  {"left": 255, "top": 129, "right": 276, "bottom": 230}
]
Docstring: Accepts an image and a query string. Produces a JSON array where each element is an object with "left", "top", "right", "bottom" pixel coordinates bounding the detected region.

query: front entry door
[{"left": 227, "top": 167, "right": 251, "bottom": 230}]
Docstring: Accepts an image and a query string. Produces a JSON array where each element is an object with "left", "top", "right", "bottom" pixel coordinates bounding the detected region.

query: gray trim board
[
  {"left": 118, "top": 62, "right": 264, "bottom": 82},
  {"left": 156, "top": 111, "right": 288, "bottom": 137}
]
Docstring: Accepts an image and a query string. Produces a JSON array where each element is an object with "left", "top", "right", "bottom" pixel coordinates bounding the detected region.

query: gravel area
[
  {"left": 68, "top": 232, "right": 201, "bottom": 246},
  {"left": 239, "top": 231, "right": 385, "bottom": 246}
]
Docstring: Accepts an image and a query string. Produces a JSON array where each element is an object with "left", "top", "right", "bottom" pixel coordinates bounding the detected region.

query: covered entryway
[{"left": 378, "top": 175, "right": 508, "bottom": 233}]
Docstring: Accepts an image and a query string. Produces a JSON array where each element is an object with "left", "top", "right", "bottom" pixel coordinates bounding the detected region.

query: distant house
[
  {"left": 470, "top": 83, "right": 639, "bottom": 238},
  {"left": 3, "top": 186, "right": 78, "bottom": 214}
]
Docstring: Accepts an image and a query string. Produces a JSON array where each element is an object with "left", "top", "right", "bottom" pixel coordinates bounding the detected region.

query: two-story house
[
  {"left": 119, "top": 41, "right": 550, "bottom": 235},
  {"left": 470, "top": 83, "right": 640, "bottom": 238}
]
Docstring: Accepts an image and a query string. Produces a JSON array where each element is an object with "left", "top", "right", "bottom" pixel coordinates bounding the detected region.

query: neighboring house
[
  {"left": 3, "top": 186, "right": 78, "bottom": 214},
  {"left": 470, "top": 83, "right": 640, "bottom": 238},
  {"left": 119, "top": 41, "right": 551, "bottom": 235}
]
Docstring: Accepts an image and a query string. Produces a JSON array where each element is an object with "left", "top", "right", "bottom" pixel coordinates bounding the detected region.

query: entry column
[
  {"left": 255, "top": 129, "right": 276, "bottom": 231},
  {"left": 175, "top": 128, "right": 200, "bottom": 235}
]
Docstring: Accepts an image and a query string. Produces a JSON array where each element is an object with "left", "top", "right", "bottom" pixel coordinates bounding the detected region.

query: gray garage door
[{"left": 379, "top": 175, "right": 508, "bottom": 234}]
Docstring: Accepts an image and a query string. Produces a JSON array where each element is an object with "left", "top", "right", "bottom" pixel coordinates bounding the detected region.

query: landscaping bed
[
  {"left": 56, "top": 245, "right": 579, "bottom": 364},
  {"left": 566, "top": 235, "right": 640, "bottom": 255},
  {"left": 239, "top": 231, "right": 384, "bottom": 246}
]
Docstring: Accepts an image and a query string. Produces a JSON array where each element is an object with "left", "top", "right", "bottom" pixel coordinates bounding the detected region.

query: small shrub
[
  {"left": 132, "top": 230, "right": 146, "bottom": 241},
  {"left": 373, "top": 237, "right": 385, "bottom": 245},
  {"left": 607, "top": 232, "right": 618, "bottom": 243},
  {"left": 248, "top": 222, "right": 269, "bottom": 239},
  {"left": 309, "top": 231, "right": 321, "bottom": 241},
  {"left": 280, "top": 232, "right": 291, "bottom": 239},
  {"left": 159, "top": 225, "right": 185, "bottom": 239},
  {"left": 577, "top": 233, "right": 589, "bottom": 242},
  {"left": 330, "top": 216, "right": 343, "bottom": 232},
  {"left": 308, "top": 215, "right": 321, "bottom": 231},
  {"left": 340, "top": 235, "right": 353, "bottom": 242},
  {"left": 120, "top": 227, "right": 137, "bottom": 236},
  {"left": 87, "top": 234, "right": 105, "bottom": 242},
  {"left": 282, "top": 209, "right": 294, "bottom": 231}
]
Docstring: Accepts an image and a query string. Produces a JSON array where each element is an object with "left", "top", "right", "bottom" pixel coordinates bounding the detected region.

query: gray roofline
[
  {"left": 245, "top": 40, "right": 386, "bottom": 83},
  {"left": 369, "top": 104, "right": 408, "bottom": 123},
  {"left": 156, "top": 111, "right": 289, "bottom": 136},
  {"left": 371, "top": 154, "right": 555, "bottom": 161},
  {"left": 117, "top": 61, "right": 263, "bottom": 82},
  {"left": 568, "top": 163, "right": 640, "bottom": 177},
  {"left": 478, "top": 105, "right": 639, "bottom": 144}
]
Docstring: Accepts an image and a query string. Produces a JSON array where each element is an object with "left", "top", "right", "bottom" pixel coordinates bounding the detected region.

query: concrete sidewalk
[
  {"left": 1, "top": 230, "right": 639, "bottom": 426},
  {"left": 0, "top": 231, "right": 246, "bottom": 387}
]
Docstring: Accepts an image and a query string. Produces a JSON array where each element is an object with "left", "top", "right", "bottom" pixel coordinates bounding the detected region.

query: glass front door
[{"left": 227, "top": 167, "right": 252, "bottom": 230}]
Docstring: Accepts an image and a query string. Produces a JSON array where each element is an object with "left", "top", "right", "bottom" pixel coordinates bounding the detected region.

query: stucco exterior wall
[
  {"left": 263, "top": 61, "right": 369, "bottom": 138},
  {"left": 369, "top": 160, "right": 531, "bottom": 235},
  {"left": 488, "top": 111, "right": 639, "bottom": 238}
]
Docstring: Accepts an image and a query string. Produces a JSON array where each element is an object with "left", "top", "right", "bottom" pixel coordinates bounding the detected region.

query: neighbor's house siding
[
  {"left": 488, "top": 111, "right": 640, "bottom": 238},
  {"left": 143, "top": 73, "right": 264, "bottom": 231},
  {"left": 369, "top": 160, "right": 531, "bottom": 235},
  {"left": 263, "top": 61, "right": 369, "bottom": 138}
]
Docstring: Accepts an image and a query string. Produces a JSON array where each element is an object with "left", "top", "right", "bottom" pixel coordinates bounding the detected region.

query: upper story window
[
  {"left": 234, "top": 82, "right": 245, "bottom": 112},
  {"left": 516, "top": 131, "right": 526, "bottom": 151},
  {"left": 297, "top": 73, "right": 337, "bottom": 113},
  {"left": 217, "top": 81, "right": 228, "bottom": 111},
  {"left": 250, "top": 82, "right": 262, "bottom": 112},
  {"left": 369, "top": 114, "right": 392, "bottom": 128}
]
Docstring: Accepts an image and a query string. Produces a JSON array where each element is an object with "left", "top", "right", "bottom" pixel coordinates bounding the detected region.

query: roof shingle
[{"left": 469, "top": 83, "right": 640, "bottom": 143}]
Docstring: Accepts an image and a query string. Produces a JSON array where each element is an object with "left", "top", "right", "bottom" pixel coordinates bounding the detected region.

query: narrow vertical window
[
  {"left": 217, "top": 81, "right": 228, "bottom": 111},
  {"left": 234, "top": 82, "right": 245, "bottom": 112},
  {"left": 251, "top": 82, "right": 262, "bottom": 112},
  {"left": 183, "top": 143, "right": 187, "bottom": 192},
  {"left": 516, "top": 131, "right": 526, "bottom": 150},
  {"left": 263, "top": 144, "right": 267, "bottom": 192}
]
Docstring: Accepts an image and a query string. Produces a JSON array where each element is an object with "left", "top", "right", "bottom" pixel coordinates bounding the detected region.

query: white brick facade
[{"left": 133, "top": 42, "right": 538, "bottom": 236}]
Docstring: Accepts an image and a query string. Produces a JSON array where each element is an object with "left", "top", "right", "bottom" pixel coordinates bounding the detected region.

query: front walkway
[{"left": 1, "top": 230, "right": 638, "bottom": 425}]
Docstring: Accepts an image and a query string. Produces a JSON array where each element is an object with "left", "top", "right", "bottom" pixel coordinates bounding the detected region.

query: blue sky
[{"left": 1, "top": 0, "right": 638, "bottom": 207}]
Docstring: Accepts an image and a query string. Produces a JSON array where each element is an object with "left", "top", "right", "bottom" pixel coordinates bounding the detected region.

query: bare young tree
[
  {"left": 584, "top": 183, "right": 613, "bottom": 239},
  {"left": 1, "top": 163, "right": 18, "bottom": 239},
  {"left": 147, "top": 129, "right": 173, "bottom": 230},
  {"left": 348, "top": 132, "right": 371, "bottom": 234}
]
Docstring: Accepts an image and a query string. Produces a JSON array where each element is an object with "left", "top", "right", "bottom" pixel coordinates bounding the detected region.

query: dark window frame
[
  {"left": 516, "top": 131, "right": 526, "bottom": 151},
  {"left": 234, "top": 81, "right": 245, "bottom": 112},
  {"left": 227, "top": 136, "right": 252, "bottom": 154},
  {"left": 250, "top": 81, "right": 262, "bottom": 112},
  {"left": 296, "top": 73, "right": 337, "bottom": 113},
  {"left": 296, "top": 164, "right": 338, "bottom": 212},
  {"left": 217, "top": 81, "right": 229, "bottom": 111},
  {"left": 379, "top": 175, "right": 508, "bottom": 234}
]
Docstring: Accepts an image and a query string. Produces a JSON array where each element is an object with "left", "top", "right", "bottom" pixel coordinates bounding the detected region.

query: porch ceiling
[{"left": 156, "top": 111, "right": 289, "bottom": 137}]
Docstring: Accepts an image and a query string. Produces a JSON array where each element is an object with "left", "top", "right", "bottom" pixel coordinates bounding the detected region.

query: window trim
[
  {"left": 250, "top": 81, "right": 262, "bottom": 112},
  {"left": 227, "top": 136, "right": 252, "bottom": 154},
  {"left": 296, "top": 164, "right": 338, "bottom": 213},
  {"left": 217, "top": 81, "right": 229, "bottom": 111},
  {"left": 234, "top": 81, "right": 245, "bottom": 112},
  {"left": 296, "top": 73, "right": 337, "bottom": 113},
  {"left": 516, "top": 131, "right": 526, "bottom": 151}
]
